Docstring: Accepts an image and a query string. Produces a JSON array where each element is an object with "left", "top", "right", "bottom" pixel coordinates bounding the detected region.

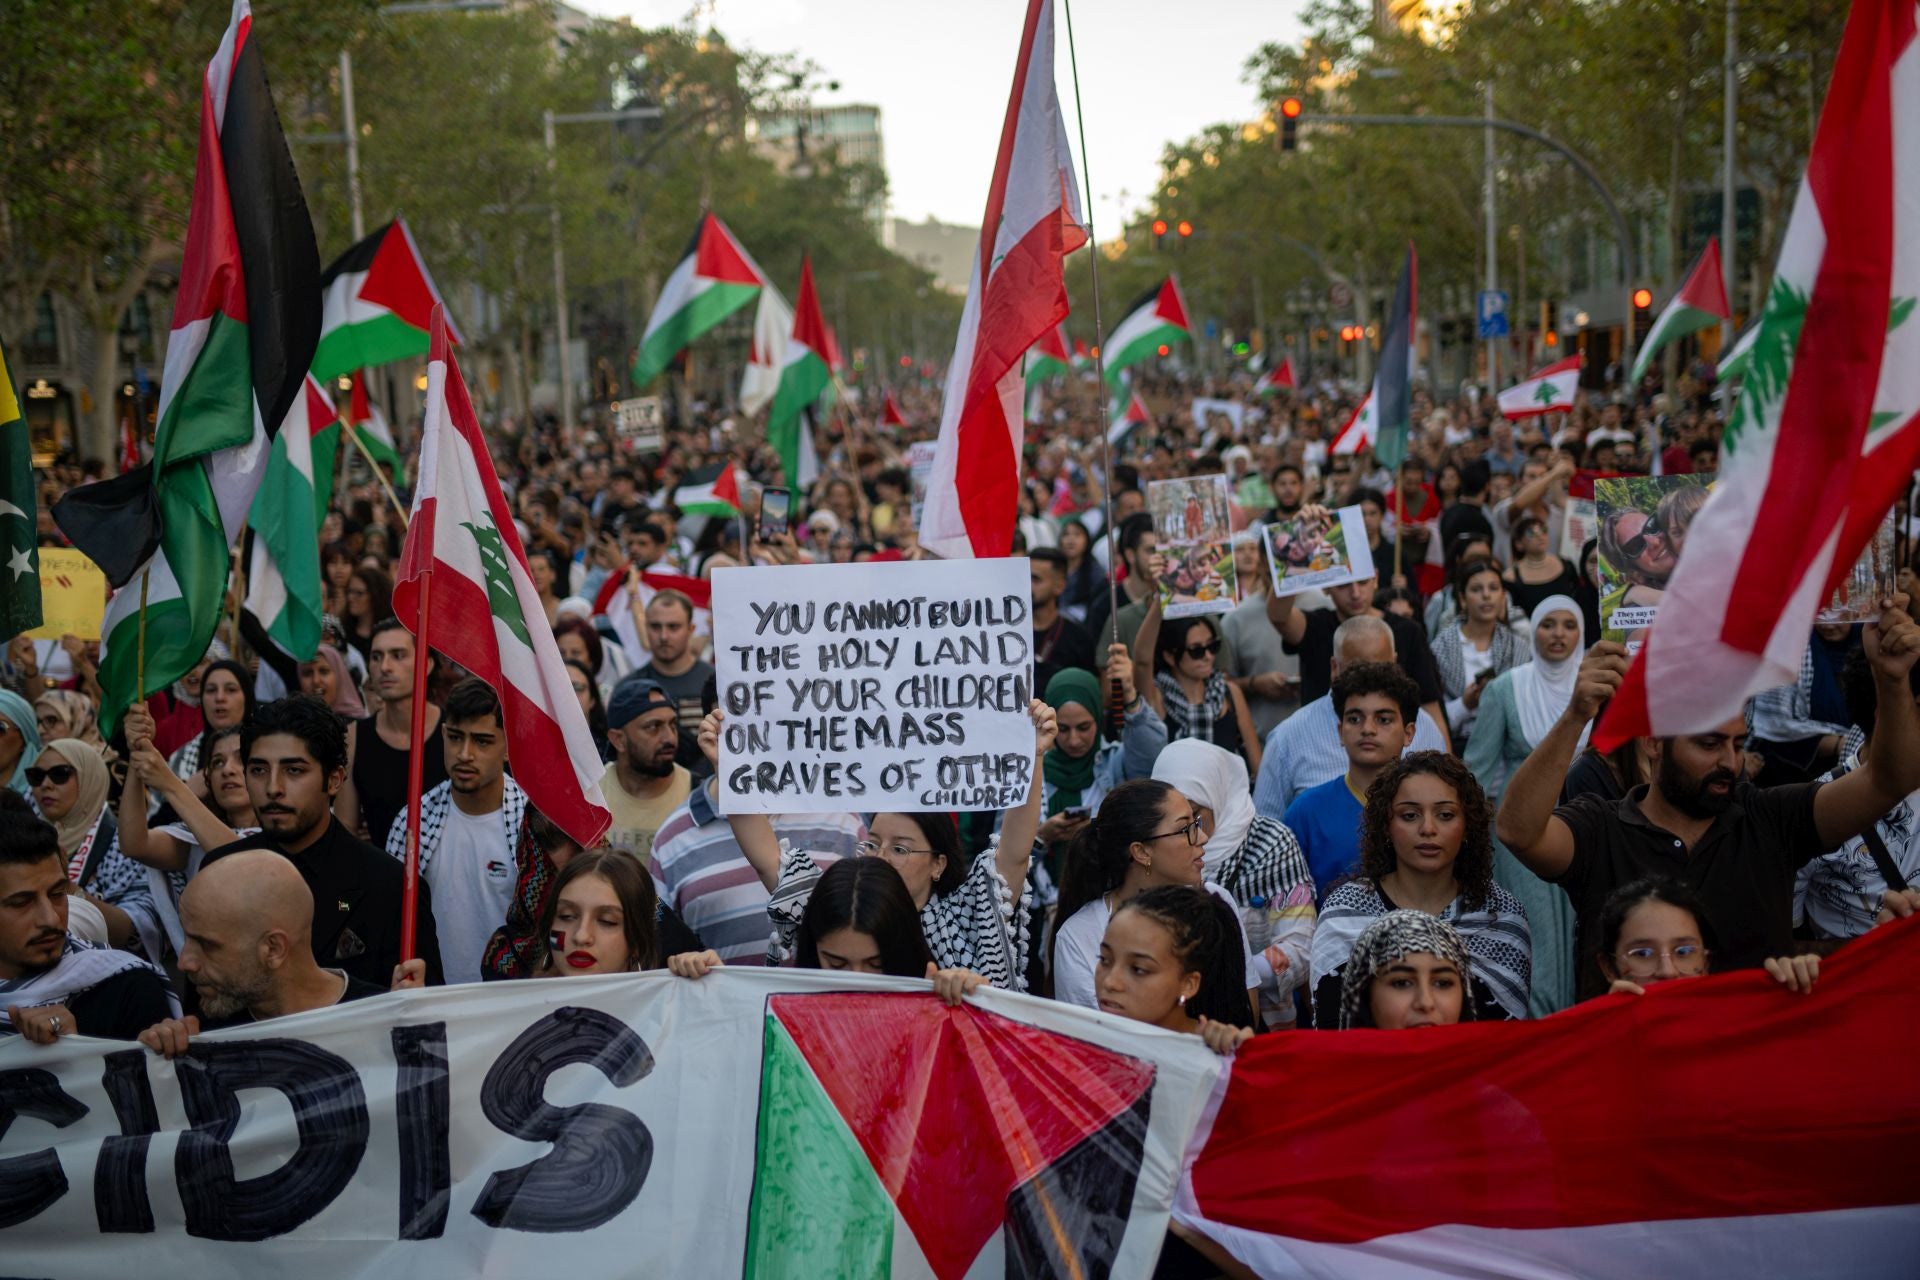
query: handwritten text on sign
[{"left": 713, "top": 558, "right": 1036, "bottom": 814}]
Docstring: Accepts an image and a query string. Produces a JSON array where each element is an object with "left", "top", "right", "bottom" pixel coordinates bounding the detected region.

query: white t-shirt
[
  {"left": 427, "top": 805, "right": 517, "bottom": 984},
  {"left": 1051, "top": 881, "right": 1259, "bottom": 1011}
]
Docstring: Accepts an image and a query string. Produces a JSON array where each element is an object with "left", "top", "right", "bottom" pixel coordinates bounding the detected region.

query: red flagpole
[{"left": 399, "top": 566, "right": 433, "bottom": 964}]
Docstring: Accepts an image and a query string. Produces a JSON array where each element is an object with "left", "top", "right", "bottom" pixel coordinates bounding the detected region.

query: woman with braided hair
[
  {"left": 1094, "top": 885, "right": 1257, "bottom": 1056},
  {"left": 1310, "top": 752, "right": 1531, "bottom": 1023},
  {"left": 1337, "top": 909, "right": 1476, "bottom": 1030}
]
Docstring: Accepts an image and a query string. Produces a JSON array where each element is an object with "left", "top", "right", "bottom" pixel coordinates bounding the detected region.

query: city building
[
  {"left": 752, "top": 103, "right": 888, "bottom": 228},
  {"left": 885, "top": 216, "right": 978, "bottom": 297}
]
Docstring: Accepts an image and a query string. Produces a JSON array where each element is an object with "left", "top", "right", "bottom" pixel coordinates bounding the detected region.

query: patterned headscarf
[{"left": 1337, "top": 909, "right": 1478, "bottom": 1030}]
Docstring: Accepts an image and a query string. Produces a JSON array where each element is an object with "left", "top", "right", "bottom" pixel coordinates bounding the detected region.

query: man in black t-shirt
[
  {"left": 138, "top": 848, "right": 390, "bottom": 1056},
  {"left": 0, "top": 808, "right": 173, "bottom": 1044},
  {"left": 346, "top": 617, "right": 446, "bottom": 847},
  {"left": 1030, "top": 547, "right": 1097, "bottom": 694},
  {"left": 1499, "top": 615, "right": 1920, "bottom": 998}
]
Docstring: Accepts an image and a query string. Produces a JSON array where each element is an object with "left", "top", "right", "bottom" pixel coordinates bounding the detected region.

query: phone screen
[{"left": 758, "top": 487, "right": 792, "bottom": 541}]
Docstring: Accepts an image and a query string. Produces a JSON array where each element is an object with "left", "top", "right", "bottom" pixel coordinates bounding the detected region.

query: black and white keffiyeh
[
  {"left": 386, "top": 776, "right": 529, "bottom": 876},
  {"left": 1156, "top": 669, "right": 1228, "bottom": 744},
  {"left": 0, "top": 933, "right": 179, "bottom": 1026},
  {"left": 767, "top": 840, "right": 1032, "bottom": 991},
  {"left": 1313, "top": 879, "right": 1532, "bottom": 1022},
  {"left": 1336, "top": 909, "right": 1476, "bottom": 1030}
]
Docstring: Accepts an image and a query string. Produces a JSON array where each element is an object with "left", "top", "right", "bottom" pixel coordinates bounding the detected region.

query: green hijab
[{"left": 1042, "top": 667, "right": 1104, "bottom": 817}]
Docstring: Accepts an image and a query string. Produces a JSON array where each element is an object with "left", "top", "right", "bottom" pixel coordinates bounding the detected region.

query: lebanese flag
[
  {"left": 1107, "top": 389, "right": 1153, "bottom": 445},
  {"left": 882, "top": 390, "right": 908, "bottom": 427},
  {"left": 1629, "top": 236, "right": 1732, "bottom": 386},
  {"left": 1177, "top": 916, "right": 1920, "bottom": 1278},
  {"left": 1330, "top": 392, "right": 1375, "bottom": 455},
  {"left": 245, "top": 374, "right": 331, "bottom": 662},
  {"left": 311, "top": 217, "right": 457, "bottom": 383},
  {"left": 767, "top": 255, "right": 831, "bottom": 489},
  {"left": 920, "top": 0, "right": 1087, "bottom": 560},
  {"left": 633, "top": 211, "right": 764, "bottom": 387},
  {"left": 54, "top": 0, "right": 320, "bottom": 736},
  {"left": 395, "top": 308, "right": 610, "bottom": 846},
  {"left": 1497, "top": 354, "right": 1582, "bottom": 420},
  {"left": 1102, "top": 276, "right": 1190, "bottom": 389},
  {"left": 1255, "top": 357, "right": 1294, "bottom": 397},
  {"left": 1023, "top": 323, "right": 1071, "bottom": 383},
  {"left": 1597, "top": 0, "right": 1920, "bottom": 748}
]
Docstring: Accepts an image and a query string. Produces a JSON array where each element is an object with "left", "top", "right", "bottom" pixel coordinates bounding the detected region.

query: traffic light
[
  {"left": 1176, "top": 220, "right": 1193, "bottom": 239},
  {"left": 1152, "top": 218, "right": 1168, "bottom": 248},
  {"left": 1632, "top": 287, "right": 1654, "bottom": 341},
  {"left": 1280, "top": 97, "right": 1302, "bottom": 152}
]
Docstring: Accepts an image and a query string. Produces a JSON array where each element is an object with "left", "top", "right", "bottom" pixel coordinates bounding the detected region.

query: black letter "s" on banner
[{"left": 470, "top": 1006, "right": 654, "bottom": 1232}]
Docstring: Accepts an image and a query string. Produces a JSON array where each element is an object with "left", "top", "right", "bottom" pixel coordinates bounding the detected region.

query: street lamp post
[
  {"left": 1483, "top": 82, "right": 1498, "bottom": 392},
  {"left": 543, "top": 107, "right": 663, "bottom": 439},
  {"left": 1722, "top": 0, "right": 1738, "bottom": 349}
]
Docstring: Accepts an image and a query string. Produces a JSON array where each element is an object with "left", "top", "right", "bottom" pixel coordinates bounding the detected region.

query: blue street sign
[{"left": 1477, "top": 290, "right": 1510, "bottom": 339}]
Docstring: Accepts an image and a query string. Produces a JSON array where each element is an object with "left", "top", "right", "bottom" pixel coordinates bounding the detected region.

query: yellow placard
[{"left": 26, "top": 548, "right": 108, "bottom": 641}]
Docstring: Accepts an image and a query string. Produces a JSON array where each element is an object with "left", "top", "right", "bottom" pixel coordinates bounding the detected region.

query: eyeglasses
[
  {"left": 1145, "top": 817, "right": 1205, "bottom": 847},
  {"left": 1616, "top": 515, "right": 1664, "bottom": 561},
  {"left": 1615, "top": 944, "right": 1709, "bottom": 977},
  {"left": 856, "top": 839, "right": 934, "bottom": 860},
  {"left": 1184, "top": 640, "right": 1223, "bottom": 660},
  {"left": 25, "top": 765, "right": 75, "bottom": 787}
]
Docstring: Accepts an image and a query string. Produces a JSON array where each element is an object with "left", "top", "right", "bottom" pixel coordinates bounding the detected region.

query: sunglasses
[
  {"left": 25, "top": 765, "right": 75, "bottom": 787},
  {"left": 1184, "top": 639, "right": 1223, "bottom": 660},
  {"left": 1617, "top": 515, "right": 1665, "bottom": 561}
]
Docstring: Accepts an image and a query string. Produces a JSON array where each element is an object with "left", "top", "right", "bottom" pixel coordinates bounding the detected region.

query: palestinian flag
[
  {"left": 1255, "top": 357, "right": 1294, "bottom": 397},
  {"left": 633, "top": 212, "right": 764, "bottom": 388},
  {"left": 244, "top": 375, "right": 330, "bottom": 661},
  {"left": 1108, "top": 389, "right": 1152, "bottom": 445},
  {"left": 53, "top": 0, "right": 320, "bottom": 736},
  {"left": 1071, "top": 338, "right": 1093, "bottom": 371},
  {"left": 1366, "top": 242, "right": 1417, "bottom": 469},
  {"left": 310, "top": 371, "right": 401, "bottom": 522},
  {"left": 394, "top": 308, "right": 609, "bottom": 846},
  {"left": 766, "top": 255, "right": 831, "bottom": 488},
  {"left": 1596, "top": 0, "right": 1920, "bottom": 749},
  {"left": 673, "top": 461, "right": 742, "bottom": 518},
  {"left": 1329, "top": 392, "right": 1374, "bottom": 455},
  {"left": 882, "top": 390, "right": 908, "bottom": 427},
  {"left": 1102, "top": 277, "right": 1189, "bottom": 388},
  {"left": 745, "top": 991, "right": 1157, "bottom": 1278},
  {"left": 1630, "top": 236, "right": 1733, "bottom": 386},
  {"left": 0, "top": 335, "right": 41, "bottom": 637},
  {"left": 1023, "top": 324, "right": 1071, "bottom": 383},
  {"left": 311, "top": 216, "right": 456, "bottom": 384},
  {"left": 1177, "top": 916, "right": 1920, "bottom": 1276},
  {"left": 740, "top": 280, "right": 794, "bottom": 417},
  {"left": 1717, "top": 320, "right": 1760, "bottom": 382},
  {"left": 1497, "top": 354, "right": 1582, "bottom": 420}
]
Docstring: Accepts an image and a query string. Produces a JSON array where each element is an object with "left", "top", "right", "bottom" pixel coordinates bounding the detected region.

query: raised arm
[
  {"left": 1111, "top": 644, "right": 1168, "bottom": 778},
  {"left": 996, "top": 701, "right": 1057, "bottom": 889},
  {"left": 1495, "top": 641, "right": 1627, "bottom": 879},
  {"left": 1814, "top": 599, "right": 1920, "bottom": 848},
  {"left": 698, "top": 709, "right": 782, "bottom": 889}
]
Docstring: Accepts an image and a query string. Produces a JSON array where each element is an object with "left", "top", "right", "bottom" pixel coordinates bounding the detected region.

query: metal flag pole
[{"left": 1061, "top": 0, "right": 1127, "bottom": 734}]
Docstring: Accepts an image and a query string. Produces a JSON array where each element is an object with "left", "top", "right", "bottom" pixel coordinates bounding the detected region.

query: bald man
[
  {"left": 1252, "top": 615, "right": 1449, "bottom": 817},
  {"left": 138, "top": 848, "right": 393, "bottom": 1057}
]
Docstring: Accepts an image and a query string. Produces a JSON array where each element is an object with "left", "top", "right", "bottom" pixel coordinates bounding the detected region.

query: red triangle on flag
[
  {"left": 1154, "top": 276, "right": 1191, "bottom": 332},
  {"left": 359, "top": 217, "right": 461, "bottom": 344},
  {"left": 348, "top": 370, "right": 370, "bottom": 425},
  {"left": 1273, "top": 356, "right": 1295, "bottom": 387},
  {"left": 791, "top": 255, "right": 832, "bottom": 359},
  {"left": 771, "top": 992, "right": 1154, "bottom": 1280},
  {"left": 883, "top": 391, "right": 907, "bottom": 426},
  {"left": 1675, "top": 236, "right": 1733, "bottom": 320},
  {"left": 695, "top": 212, "right": 764, "bottom": 288}
]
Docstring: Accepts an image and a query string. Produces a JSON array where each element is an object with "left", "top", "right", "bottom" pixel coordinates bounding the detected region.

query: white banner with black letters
[{"left": 0, "top": 969, "right": 1221, "bottom": 1277}]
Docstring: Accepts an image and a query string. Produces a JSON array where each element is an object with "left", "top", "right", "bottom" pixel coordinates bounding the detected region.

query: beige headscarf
[
  {"left": 39, "top": 739, "right": 110, "bottom": 857},
  {"left": 36, "top": 691, "right": 111, "bottom": 756}
]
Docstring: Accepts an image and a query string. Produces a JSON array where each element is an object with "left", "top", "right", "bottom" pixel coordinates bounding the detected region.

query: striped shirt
[
  {"left": 1252, "top": 694, "right": 1448, "bottom": 819},
  {"left": 647, "top": 778, "right": 866, "bottom": 964}
]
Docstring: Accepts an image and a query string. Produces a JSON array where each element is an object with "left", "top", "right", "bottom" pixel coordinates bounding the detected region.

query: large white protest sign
[
  {"left": 0, "top": 969, "right": 1221, "bottom": 1278},
  {"left": 711, "top": 557, "right": 1037, "bottom": 815}
]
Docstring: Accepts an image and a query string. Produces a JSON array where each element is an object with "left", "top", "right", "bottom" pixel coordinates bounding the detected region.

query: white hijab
[
  {"left": 1510, "top": 594, "right": 1588, "bottom": 750},
  {"left": 1151, "top": 738, "right": 1255, "bottom": 873}
]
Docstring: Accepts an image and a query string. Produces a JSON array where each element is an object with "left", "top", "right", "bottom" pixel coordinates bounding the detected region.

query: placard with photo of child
[
  {"left": 1147, "top": 474, "right": 1236, "bottom": 618},
  {"left": 1263, "top": 504, "right": 1375, "bottom": 598}
]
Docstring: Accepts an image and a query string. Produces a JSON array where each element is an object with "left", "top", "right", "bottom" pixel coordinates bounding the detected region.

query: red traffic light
[
  {"left": 1632, "top": 288, "right": 1653, "bottom": 309},
  {"left": 1176, "top": 220, "right": 1193, "bottom": 237},
  {"left": 898, "top": 355, "right": 912, "bottom": 368},
  {"left": 1280, "top": 97, "right": 1303, "bottom": 119},
  {"left": 1152, "top": 219, "right": 1169, "bottom": 237}
]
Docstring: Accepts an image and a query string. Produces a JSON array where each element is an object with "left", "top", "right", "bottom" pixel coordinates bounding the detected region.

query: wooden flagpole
[
  {"left": 398, "top": 566, "right": 432, "bottom": 965},
  {"left": 345, "top": 420, "right": 409, "bottom": 527},
  {"left": 135, "top": 568, "right": 150, "bottom": 702}
]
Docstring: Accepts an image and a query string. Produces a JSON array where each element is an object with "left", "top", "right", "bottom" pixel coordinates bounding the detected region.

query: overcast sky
[{"left": 570, "top": 0, "right": 1304, "bottom": 230}]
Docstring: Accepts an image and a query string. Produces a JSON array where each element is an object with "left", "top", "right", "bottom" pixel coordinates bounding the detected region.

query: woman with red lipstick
[
  {"left": 695, "top": 702, "right": 1055, "bottom": 991},
  {"left": 535, "top": 852, "right": 662, "bottom": 976},
  {"left": 1048, "top": 780, "right": 1260, "bottom": 1016},
  {"left": 1310, "top": 753, "right": 1531, "bottom": 1023}
]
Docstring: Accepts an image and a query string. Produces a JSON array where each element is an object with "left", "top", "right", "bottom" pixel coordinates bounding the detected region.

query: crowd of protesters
[{"left": 5, "top": 358, "right": 1919, "bottom": 1085}]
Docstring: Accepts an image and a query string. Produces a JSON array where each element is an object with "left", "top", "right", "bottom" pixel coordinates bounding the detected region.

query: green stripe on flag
[
  {"left": 1104, "top": 322, "right": 1184, "bottom": 385},
  {"left": 311, "top": 310, "right": 430, "bottom": 385},
  {"left": 745, "top": 1017, "right": 894, "bottom": 1276},
  {"left": 633, "top": 281, "right": 762, "bottom": 386},
  {"left": 1630, "top": 302, "right": 1723, "bottom": 386},
  {"left": 767, "top": 350, "right": 830, "bottom": 486},
  {"left": 0, "top": 334, "right": 42, "bottom": 637},
  {"left": 311, "top": 421, "right": 341, "bottom": 525},
  {"left": 248, "top": 415, "right": 322, "bottom": 660}
]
